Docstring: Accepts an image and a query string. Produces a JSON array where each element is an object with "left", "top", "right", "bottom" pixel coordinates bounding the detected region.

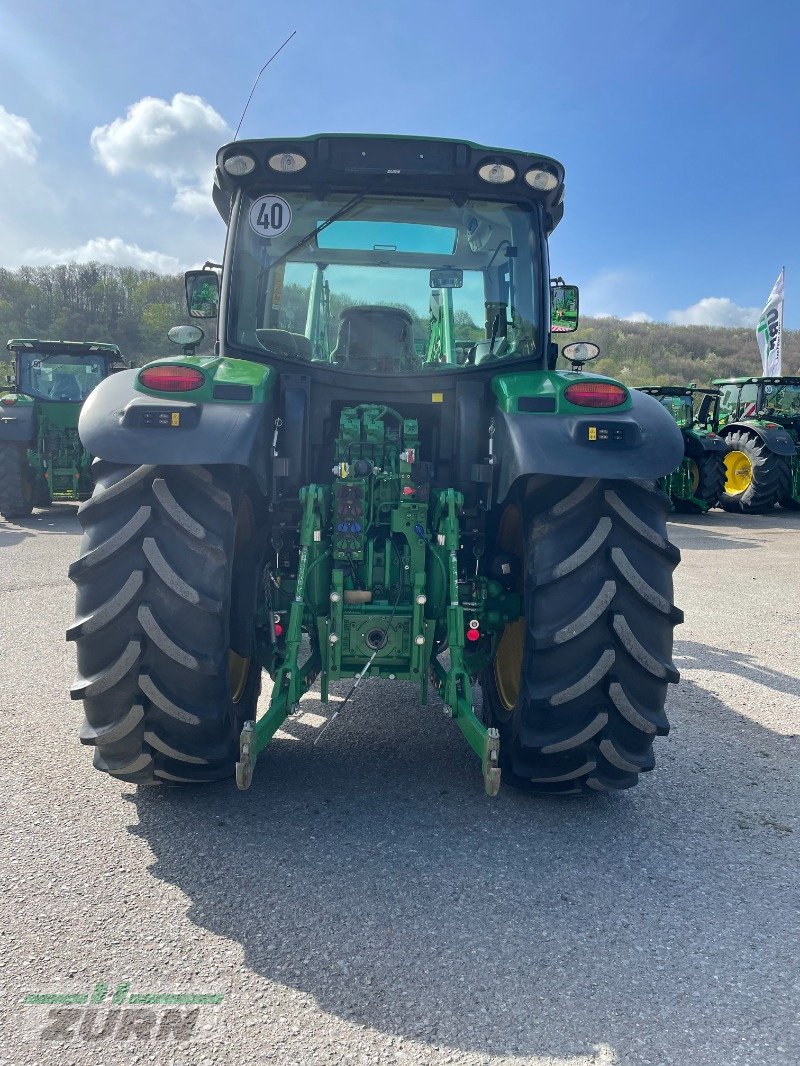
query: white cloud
[
  {"left": 0, "top": 104, "right": 40, "bottom": 165},
  {"left": 90, "top": 93, "right": 229, "bottom": 216},
  {"left": 667, "top": 297, "right": 759, "bottom": 327},
  {"left": 24, "top": 237, "right": 181, "bottom": 274},
  {"left": 623, "top": 311, "right": 653, "bottom": 323},
  {"left": 172, "top": 184, "right": 216, "bottom": 218}
]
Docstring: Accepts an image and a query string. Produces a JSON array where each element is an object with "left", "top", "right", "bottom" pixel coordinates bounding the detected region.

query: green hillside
[{"left": 1, "top": 263, "right": 797, "bottom": 385}]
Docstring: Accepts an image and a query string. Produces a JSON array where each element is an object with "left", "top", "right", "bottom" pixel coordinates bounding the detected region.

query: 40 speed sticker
[{"left": 249, "top": 195, "right": 292, "bottom": 238}]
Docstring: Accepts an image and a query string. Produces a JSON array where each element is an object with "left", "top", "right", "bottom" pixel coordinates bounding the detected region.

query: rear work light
[
  {"left": 564, "top": 382, "right": 628, "bottom": 408},
  {"left": 138, "top": 366, "right": 205, "bottom": 392}
]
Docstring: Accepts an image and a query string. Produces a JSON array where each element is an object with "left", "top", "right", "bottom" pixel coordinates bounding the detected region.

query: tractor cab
[
  {"left": 5, "top": 339, "right": 123, "bottom": 403},
  {"left": 715, "top": 376, "right": 800, "bottom": 431},
  {"left": 638, "top": 385, "right": 722, "bottom": 433}
]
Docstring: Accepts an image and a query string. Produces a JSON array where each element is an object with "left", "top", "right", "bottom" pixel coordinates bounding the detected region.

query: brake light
[
  {"left": 1, "top": 395, "right": 17, "bottom": 405},
  {"left": 138, "top": 366, "right": 205, "bottom": 392},
  {"left": 564, "top": 382, "right": 627, "bottom": 408}
]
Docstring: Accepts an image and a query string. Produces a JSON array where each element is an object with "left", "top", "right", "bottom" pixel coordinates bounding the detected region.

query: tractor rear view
[
  {"left": 715, "top": 377, "right": 800, "bottom": 512},
  {"left": 637, "top": 385, "right": 729, "bottom": 513},
  {"left": 0, "top": 339, "right": 123, "bottom": 518},
  {"left": 68, "top": 134, "right": 684, "bottom": 796}
]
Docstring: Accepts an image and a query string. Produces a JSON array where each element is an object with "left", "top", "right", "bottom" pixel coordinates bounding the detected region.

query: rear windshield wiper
[{"left": 258, "top": 190, "right": 370, "bottom": 278}]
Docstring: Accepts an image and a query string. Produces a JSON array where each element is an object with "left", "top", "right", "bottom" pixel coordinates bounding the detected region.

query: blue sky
[{"left": 0, "top": 0, "right": 797, "bottom": 326}]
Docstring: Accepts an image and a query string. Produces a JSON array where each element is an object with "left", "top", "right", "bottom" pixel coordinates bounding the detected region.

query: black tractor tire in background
[
  {"left": 68, "top": 462, "right": 265, "bottom": 784},
  {"left": 719, "top": 430, "right": 785, "bottom": 514},
  {"left": 481, "top": 477, "right": 682, "bottom": 794},
  {"left": 673, "top": 452, "right": 726, "bottom": 514},
  {"left": 0, "top": 441, "right": 34, "bottom": 519}
]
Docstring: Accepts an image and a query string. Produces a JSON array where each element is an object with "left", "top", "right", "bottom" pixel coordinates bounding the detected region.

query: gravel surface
[{"left": 0, "top": 504, "right": 798, "bottom": 1066}]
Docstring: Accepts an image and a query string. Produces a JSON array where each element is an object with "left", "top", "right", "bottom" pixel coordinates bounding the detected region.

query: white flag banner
[{"left": 756, "top": 268, "right": 784, "bottom": 376}]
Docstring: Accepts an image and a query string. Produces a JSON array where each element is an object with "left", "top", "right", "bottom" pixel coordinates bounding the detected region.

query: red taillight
[
  {"left": 138, "top": 365, "right": 205, "bottom": 392},
  {"left": 1, "top": 394, "right": 18, "bottom": 405},
  {"left": 564, "top": 382, "right": 627, "bottom": 408}
]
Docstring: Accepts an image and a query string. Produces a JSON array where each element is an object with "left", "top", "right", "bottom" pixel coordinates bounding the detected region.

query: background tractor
[
  {"left": 714, "top": 376, "right": 800, "bottom": 512},
  {"left": 636, "top": 385, "right": 729, "bottom": 513},
  {"left": 68, "top": 134, "right": 684, "bottom": 797},
  {"left": 0, "top": 339, "right": 124, "bottom": 518}
]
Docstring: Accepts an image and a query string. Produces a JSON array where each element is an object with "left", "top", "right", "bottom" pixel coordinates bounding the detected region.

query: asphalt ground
[{"left": 0, "top": 504, "right": 798, "bottom": 1066}]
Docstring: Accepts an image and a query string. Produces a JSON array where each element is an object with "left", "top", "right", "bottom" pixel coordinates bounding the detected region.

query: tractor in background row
[
  {"left": 0, "top": 339, "right": 124, "bottom": 519},
  {"left": 636, "top": 385, "right": 729, "bottom": 513},
  {"left": 714, "top": 376, "right": 800, "bottom": 513},
  {"left": 68, "top": 134, "right": 685, "bottom": 797}
]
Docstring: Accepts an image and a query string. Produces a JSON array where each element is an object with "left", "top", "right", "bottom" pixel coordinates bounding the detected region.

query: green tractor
[
  {"left": 714, "top": 376, "right": 800, "bottom": 512},
  {"left": 0, "top": 339, "right": 124, "bottom": 518},
  {"left": 68, "top": 134, "right": 684, "bottom": 796},
  {"left": 636, "top": 385, "right": 729, "bottom": 513}
]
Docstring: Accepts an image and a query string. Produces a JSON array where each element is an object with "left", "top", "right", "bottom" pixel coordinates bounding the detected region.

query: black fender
[
  {"left": 492, "top": 389, "right": 684, "bottom": 505},
  {"left": 683, "top": 431, "right": 730, "bottom": 457},
  {"left": 78, "top": 370, "right": 274, "bottom": 494},
  {"left": 0, "top": 402, "right": 35, "bottom": 443},
  {"left": 720, "top": 421, "right": 796, "bottom": 457}
]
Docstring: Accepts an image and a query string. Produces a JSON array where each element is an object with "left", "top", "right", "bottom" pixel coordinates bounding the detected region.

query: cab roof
[
  {"left": 7, "top": 338, "right": 122, "bottom": 356},
  {"left": 212, "top": 133, "right": 566, "bottom": 235},
  {"left": 712, "top": 376, "right": 800, "bottom": 386}
]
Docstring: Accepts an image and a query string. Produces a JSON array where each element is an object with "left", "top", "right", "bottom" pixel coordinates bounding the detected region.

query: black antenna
[{"left": 234, "top": 31, "right": 297, "bottom": 140}]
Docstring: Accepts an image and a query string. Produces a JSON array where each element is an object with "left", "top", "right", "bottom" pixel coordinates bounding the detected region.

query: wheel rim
[
  {"left": 495, "top": 619, "right": 524, "bottom": 711},
  {"left": 687, "top": 459, "right": 700, "bottom": 494},
  {"left": 229, "top": 494, "right": 255, "bottom": 704},
  {"left": 724, "top": 450, "right": 753, "bottom": 495},
  {"left": 492, "top": 504, "right": 524, "bottom": 713}
]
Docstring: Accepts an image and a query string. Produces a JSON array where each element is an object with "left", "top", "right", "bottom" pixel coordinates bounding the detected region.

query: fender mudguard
[
  {"left": 683, "top": 431, "right": 730, "bottom": 457},
  {"left": 78, "top": 370, "right": 274, "bottom": 494},
  {"left": 492, "top": 389, "right": 684, "bottom": 504},
  {"left": 0, "top": 401, "right": 35, "bottom": 442},
  {"left": 720, "top": 421, "right": 796, "bottom": 457}
]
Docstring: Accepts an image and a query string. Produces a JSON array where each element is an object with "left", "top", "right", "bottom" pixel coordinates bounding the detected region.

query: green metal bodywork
[
  {"left": 493, "top": 371, "right": 632, "bottom": 414},
  {"left": 134, "top": 356, "right": 274, "bottom": 404},
  {"left": 2, "top": 339, "right": 122, "bottom": 503}
]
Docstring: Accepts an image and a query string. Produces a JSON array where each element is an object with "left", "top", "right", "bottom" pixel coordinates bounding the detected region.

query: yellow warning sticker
[
  {"left": 171, "top": 412, "right": 181, "bottom": 427},
  {"left": 588, "top": 425, "right": 597, "bottom": 441},
  {"left": 431, "top": 392, "right": 444, "bottom": 404}
]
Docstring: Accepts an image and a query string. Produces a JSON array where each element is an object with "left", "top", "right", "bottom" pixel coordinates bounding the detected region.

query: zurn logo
[{"left": 23, "top": 981, "right": 223, "bottom": 1043}]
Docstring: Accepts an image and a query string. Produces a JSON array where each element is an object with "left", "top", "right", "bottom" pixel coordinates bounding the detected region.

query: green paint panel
[
  {"left": 135, "top": 356, "right": 275, "bottom": 404},
  {"left": 491, "top": 370, "right": 632, "bottom": 414}
]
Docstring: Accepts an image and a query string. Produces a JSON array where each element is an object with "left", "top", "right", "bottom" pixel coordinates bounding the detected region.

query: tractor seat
[
  {"left": 255, "top": 329, "right": 313, "bottom": 360},
  {"left": 51, "top": 373, "right": 82, "bottom": 400},
  {"left": 331, "top": 306, "right": 418, "bottom": 370}
]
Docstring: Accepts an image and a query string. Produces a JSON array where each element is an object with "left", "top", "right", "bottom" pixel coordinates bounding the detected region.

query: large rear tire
[
  {"left": 68, "top": 463, "right": 265, "bottom": 783},
  {"left": 672, "top": 452, "right": 726, "bottom": 514},
  {"left": 0, "top": 441, "right": 34, "bottom": 519},
  {"left": 719, "top": 430, "right": 785, "bottom": 514},
  {"left": 481, "top": 478, "right": 682, "bottom": 794}
]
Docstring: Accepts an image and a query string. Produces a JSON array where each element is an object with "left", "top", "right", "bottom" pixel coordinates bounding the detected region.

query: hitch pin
[{"left": 272, "top": 417, "right": 283, "bottom": 456}]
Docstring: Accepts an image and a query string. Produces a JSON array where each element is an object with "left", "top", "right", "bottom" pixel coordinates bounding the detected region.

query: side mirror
[
  {"left": 185, "top": 270, "right": 220, "bottom": 318},
  {"left": 551, "top": 282, "right": 579, "bottom": 333},
  {"left": 562, "top": 341, "right": 599, "bottom": 370}
]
